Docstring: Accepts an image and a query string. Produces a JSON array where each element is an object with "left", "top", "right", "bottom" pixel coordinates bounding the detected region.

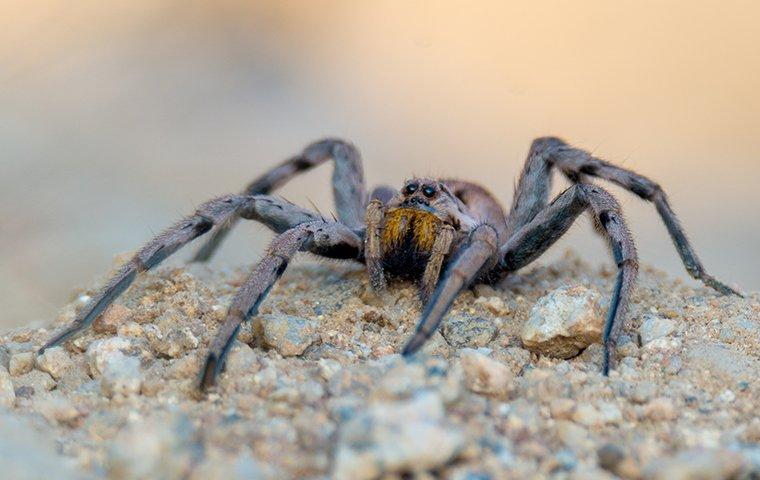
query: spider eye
[
  {"left": 404, "top": 183, "right": 418, "bottom": 195},
  {"left": 422, "top": 185, "right": 436, "bottom": 198}
]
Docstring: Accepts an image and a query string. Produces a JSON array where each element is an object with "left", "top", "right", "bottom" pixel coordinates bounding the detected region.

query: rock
[
  {"left": 35, "top": 396, "right": 82, "bottom": 427},
  {"left": 460, "top": 349, "right": 513, "bottom": 397},
  {"left": 93, "top": 304, "right": 133, "bottom": 334},
  {"left": 643, "top": 397, "right": 677, "bottom": 421},
  {"left": 151, "top": 327, "right": 199, "bottom": 358},
  {"left": 638, "top": 315, "right": 676, "bottom": 345},
  {"left": 86, "top": 337, "right": 133, "bottom": 376},
  {"left": 441, "top": 315, "right": 498, "bottom": 349},
  {"left": 642, "top": 449, "right": 745, "bottom": 480},
  {"left": 615, "top": 335, "right": 639, "bottom": 358},
  {"left": 521, "top": 286, "right": 603, "bottom": 358},
  {"left": 474, "top": 296, "right": 510, "bottom": 315},
  {"left": 261, "top": 314, "right": 317, "bottom": 357},
  {"left": 549, "top": 398, "right": 577, "bottom": 420},
  {"left": 100, "top": 353, "right": 142, "bottom": 399},
  {"left": 35, "top": 346, "right": 75, "bottom": 380},
  {"left": 0, "top": 367, "right": 15, "bottom": 408},
  {"left": 333, "top": 392, "right": 465, "bottom": 479},
  {"left": 8, "top": 352, "right": 34, "bottom": 376},
  {"left": 14, "top": 370, "right": 56, "bottom": 393},
  {"left": 631, "top": 381, "right": 657, "bottom": 404},
  {"left": 106, "top": 413, "right": 199, "bottom": 479}
]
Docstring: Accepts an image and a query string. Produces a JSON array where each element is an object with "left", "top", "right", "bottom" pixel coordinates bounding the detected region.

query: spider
[{"left": 39, "top": 138, "right": 742, "bottom": 390}]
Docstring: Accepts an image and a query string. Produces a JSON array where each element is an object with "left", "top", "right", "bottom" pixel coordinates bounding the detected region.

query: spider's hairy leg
[
  {"left": 364, "top": 199, "right": 387, "bottom": 292},
  {"left": 200, "top": 221, "right": 362, "bottom": 391},
  {"left": 193, "top": 138, "right": 368, "bottom": 262},
  {"left": 40, "top": 194, "right": 335, "bottom": 353},
  {"left": 402, "top": 224, "right": 498, "bottom": 356},
  {"left": 420, "top": 224, "right": 455, "bottom": 303},
  {"left": 39, "top": 194, "right": 253, "bottom": 352},
  {"left": 499, "top": 184, "right": 639, "bottom": 374},
  {"left": 516, "top": 137, "right": 741, "bottom": 296}
]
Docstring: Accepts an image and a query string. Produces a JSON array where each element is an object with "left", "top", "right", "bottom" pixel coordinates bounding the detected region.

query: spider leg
[
  {"left": 401, "top": 224, "right": 499, "bottom": 356},
  {"left": 40, "top": 195, "right": 355, "bottom": 353},
  {"left": 420, "top": 224, "right": 455, "bottom": 302},
  {"left": 506, "top": 137, "right": 741, "bottom": 296},
  {"left": 498, "top": 184, "right": 638, "bottom": 374},
  {"left": 200, "top": 221, "right": 362, "bottom": 390},
  {"left": 364, "top": 199, "right": 388, "bottom": 292},
  {"left": 193, "top": 138, "right": 367, "bottom": 262}
]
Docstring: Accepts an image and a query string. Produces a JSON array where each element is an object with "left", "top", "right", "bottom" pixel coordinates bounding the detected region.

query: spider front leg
[
  {"left": 364, "top": 199, "right": 387, "bottom": 292},
  {"left": 39, "top": 195, "right": 253, "bottom": 352},
  {"left": 402, "top": 224, "right": 499, "bottom": 356},
  {"left": 193, "top": 138, "right": 368, "bottom": 262},
  {"left": 200, "top": 220, "right": 362, "bottom": 390},
  {"left": 499, "top": 183, "right": 638, "bottom": 374},
  {"left": 40, "top": 194, "right": 326, "bottom": 352}
]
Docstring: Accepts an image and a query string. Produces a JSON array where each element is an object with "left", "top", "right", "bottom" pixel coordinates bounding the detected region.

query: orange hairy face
[{"left": 381, "top": 207, "right": 443, "bottom": 253}]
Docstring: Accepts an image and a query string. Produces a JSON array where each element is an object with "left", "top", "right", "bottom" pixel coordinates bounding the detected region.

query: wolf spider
[{"left": 39, "top": 138, "right": 741, "bottom": 390}]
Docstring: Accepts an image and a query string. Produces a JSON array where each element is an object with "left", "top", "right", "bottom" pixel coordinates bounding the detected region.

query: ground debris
[{"left": 0, "top": 253, "right": 756, "bottom": 479}]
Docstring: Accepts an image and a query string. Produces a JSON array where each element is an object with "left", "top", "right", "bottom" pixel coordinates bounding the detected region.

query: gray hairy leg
[
  {"left": 507, "top": 136, "right": 740, "bottom": 296},
  {"left": 420, "top": 224, "right": 455, "bottom": 302},
  {"left": 40, "top": 195, "right": 356, "bottom": 352},
  {"left": 200, "top": 221, "right": 362, "bottom": 390},
  {"left": 364, "top": 199, "right": 387, "bottom": 292},
  {"left": 193, "top": 138, "right": 367, "bottom": 262},
  {"left": 499, "top": 184, "right": 639, "bottom": 374},
  {"left": 402, "top": 224, "right": 499, "bottom": 356},
  {"left": 39, "top": 195, "right": 254, "bottom": 352}
]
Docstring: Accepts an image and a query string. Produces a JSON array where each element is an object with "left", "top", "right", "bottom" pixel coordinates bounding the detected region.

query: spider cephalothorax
[{"left": 38, "top": 137, "right": 742, "bottom": 391}]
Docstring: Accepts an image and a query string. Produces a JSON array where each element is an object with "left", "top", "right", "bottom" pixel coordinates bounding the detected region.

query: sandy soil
[{"left": 0, "top": 251, "right": 758, "bottom": 479}]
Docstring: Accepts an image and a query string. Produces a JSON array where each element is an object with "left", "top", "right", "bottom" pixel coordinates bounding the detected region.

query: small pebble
[
  {"left": 261, "top": 314, "right": 317, "bottom": 357},
  {"left": 9, "top": 352, "right": 34, "bottom": 376},
  {"left": 441, "top": 315, "right": 498, "bottom": 349},
  {"left": 460, "top": 349, "right": 513, "bottom": 397},
  {"left": 35, "top": 347, "right": 75, "bottom": 380}
]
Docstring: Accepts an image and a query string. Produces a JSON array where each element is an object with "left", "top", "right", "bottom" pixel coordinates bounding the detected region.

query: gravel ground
[{"left": 0, "top": 251, "right": 758, "bottom": 479}]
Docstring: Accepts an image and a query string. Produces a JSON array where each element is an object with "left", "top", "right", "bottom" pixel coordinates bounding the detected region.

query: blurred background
[{"left": 1, "top": 1, "right": 758, "bottom": 329}]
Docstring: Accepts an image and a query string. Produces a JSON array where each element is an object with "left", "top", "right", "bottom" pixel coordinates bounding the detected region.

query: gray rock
[
  {"left": 86, "top": 337, "right": 133, "bottom": 376},
  {"left": 35, "top": 346, "right": 74, "bottom": 380},
  {"left": 333, "top": 391, "right": 466, "bottom": 479},
  {"left": 150, "top": 327, "right": 199, "bottom": 358},
  {"left": 638, "top": 315, "right": 676, "bottom": 345},
  {"left": 262, "top": 314, "right": 317, "bottom": 357},
  {"left": 631, "top": 381, "right": 657, "bottom": 404},
  {"left": 100, "top": 352, "right": 142, "bottom": 399},
  {"left": 13, "top": 370, "right": 56, "bottom": 394},
  {"left": 8, "top": 352, "right": 34, "bottom": 376},
  {"left": 460, "top": 349, "right": 513, "bottom": 397},
  {"left": 0, "top": 367, "right": 15, "bottom": 408},
  {"left": 441, "top": 315, "right": 498, "bottom": 349},
  {"left": 521, "top": 286, "right": 603, "bottom": 358}
]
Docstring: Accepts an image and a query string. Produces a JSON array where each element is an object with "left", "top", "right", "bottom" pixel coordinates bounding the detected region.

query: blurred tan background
[{"left": 1, "top": 1, "right": 758, "bottom": 329}]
